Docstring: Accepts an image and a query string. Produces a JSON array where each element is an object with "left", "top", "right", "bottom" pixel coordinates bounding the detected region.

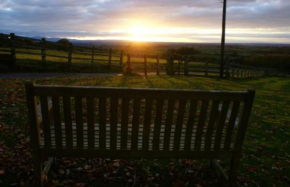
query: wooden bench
[{"left": 25, "top": 81, "right": 255, "bottom": 187}]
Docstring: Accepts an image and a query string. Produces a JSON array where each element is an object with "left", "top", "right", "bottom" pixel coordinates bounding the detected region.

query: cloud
[{"left": 0, "top": 0, "right": 290, "bottom": 43}]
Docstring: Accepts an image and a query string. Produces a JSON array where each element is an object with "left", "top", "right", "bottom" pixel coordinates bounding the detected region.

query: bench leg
[
  {"left": 209, "top": 159, "right": 214, "bottom": 169},
  {"left": 228, "top": 158, "right": 239, "bottom": 187},
  {"left": 42, "top": 157, "right": 54, "bottom": 182},
  {"left": 33, "top": 155, "right": 43, "bottom": 187}
]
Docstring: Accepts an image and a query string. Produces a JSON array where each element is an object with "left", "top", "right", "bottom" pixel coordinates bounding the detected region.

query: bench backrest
[{"left": 26, "top": 81, "right": 255, "bottom": 159}]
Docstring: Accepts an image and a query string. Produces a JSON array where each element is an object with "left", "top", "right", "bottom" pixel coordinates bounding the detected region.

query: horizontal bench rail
[{"left": 32, "top": 86, "right": 248, "bottom": 101}]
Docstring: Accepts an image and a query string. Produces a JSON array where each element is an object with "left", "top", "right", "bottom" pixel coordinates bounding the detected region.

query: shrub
[
  {"left": 57, "top": 38, "right": 71, "bottom": 46},
  {"left": 172, "top": 47, "right": 201, "bottom": 55}
]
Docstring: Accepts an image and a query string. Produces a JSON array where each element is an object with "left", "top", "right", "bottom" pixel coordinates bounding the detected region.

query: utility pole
[{"left": 220, "top": 0, "right": 227, "bottom": 78}]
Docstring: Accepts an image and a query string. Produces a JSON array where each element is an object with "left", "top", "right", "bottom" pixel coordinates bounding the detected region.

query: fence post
[
  {"left": 91, "top": 46, "right": 95, "bottom": 66},
  {"left": 108, "top": 48, "right": 112, "bottom": 68},
  {"left": 184, "top": 56, "right": 189, "bottom": 76},
  {"left": 171, "top": 55, "right": 175, "bottom": 75},
  {"left": 144, "top": 54, "right": 147, "bottom": 77},
  {"left": 10, "top": 33, "right": 16, "bottom": 67},
  {"left": 205, "top": 61, "right": 208, "bottom": 76},
  {"left": 41, "top": 38, "right": 46, "bottom": 63},
  {"left": 126, "top": 53, "right": 132, "bottom": 74},
  {"left": 166, "top": 49, "right": 172, "bottom": 75},
  {"left": 177, "top": 60, "right": 181, "bottom": 75},
  {"left": 119, "top": 50, "right": 123, "bottom": 66},
  {"left": 225, "top": 56, "right": 230, "bottom": 79},
  {"left": 156, "top": 55, "right": 160, "bottom": 75},
  {"left": 68, "top": 43, "right": 73, "bottom": 66}
]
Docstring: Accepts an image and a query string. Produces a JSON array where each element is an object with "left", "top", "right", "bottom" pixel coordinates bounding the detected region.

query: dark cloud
[{"left": 0, "top": 0, "right": 289, "bottom": 43}]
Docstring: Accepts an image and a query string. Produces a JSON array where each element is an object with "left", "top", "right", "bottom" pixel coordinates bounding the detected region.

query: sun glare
[{"left": 129, "top": 25, "right": 151, "bottom": 42}]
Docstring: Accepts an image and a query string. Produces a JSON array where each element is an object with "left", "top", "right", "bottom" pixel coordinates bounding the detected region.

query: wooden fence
[
  {"left": 0, "top": 33, "right": 268, "bottom": 78},
  {"left": 165, "top": 52, "right": 266, "bottom": 78},
  {"left": 125, "top": 53, "right": 167, "bottom": 76},
  {"left": 0, "top": 33, "right": 123, "bottom": 70}
]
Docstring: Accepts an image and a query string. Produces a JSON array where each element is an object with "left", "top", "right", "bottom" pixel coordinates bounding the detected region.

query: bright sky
[{"left": 1, "top": 0, "right": 290, "bottom": 43}]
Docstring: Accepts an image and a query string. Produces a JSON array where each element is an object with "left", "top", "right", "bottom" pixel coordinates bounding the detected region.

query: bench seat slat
[
  {"left": 195, "top": 100, "right": 209, "bottom": 151},
  {"left": 153, "top": 99, "right": 164, "bottom": 151},
  {"left": 75, "top": 97, "right": 83, "bottom": 149},
  {"left": 184, "top": 100, "right": 198, "bottom": 150},
  {"left": 224, "top": 101, "right": 240, "bottom": 150},
  {"left": 131, "top": 99, "right": 141, "bottom": 150},
  {"left": 173, "top": 100, "right": 186, "bottom": 151},
  {"left": 63, "top": 96, "right": 73, "bottom": 148},
  {"left": 52, "top": 97, "right": 62, "bottom": 149},
  {"left": 40, "top": 96, "right": 51, "bottom": 148},
  {"left": 99, "top": 98, "right": 106, "bottom": 150},
  {"left": 143, "top": 99, "right": 153, "bottom": 150},
  {"left": 163, "top": 99, "right": 175, "bottom": 151},
  {"left": 205, "top": 101, "right": 220, "bottom": 150},
  {"left": 214, "top": 101, "right": 230, "bottom": 150},
  {"left": 121, "top": 98, "right": 130, "bottom": 150},
  {"left": 110, "top": 98, "right": 118, "bottom": 149},
  {"left": 87, "top": 97, "right": 95, "bottom": 148}
]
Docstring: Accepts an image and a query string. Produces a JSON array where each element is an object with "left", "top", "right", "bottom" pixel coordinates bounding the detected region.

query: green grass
[{"left": 0, "top": 75, "right": 289, "bottom": 186}]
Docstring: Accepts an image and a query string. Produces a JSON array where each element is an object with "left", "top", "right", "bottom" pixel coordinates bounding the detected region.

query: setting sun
[{"left": 130, "top": 25, "right": 149, "bottom": 41}]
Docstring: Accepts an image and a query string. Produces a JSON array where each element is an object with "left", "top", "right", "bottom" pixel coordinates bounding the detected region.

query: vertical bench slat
[
  {"left": 121, "top": 98, "right": 130, "bottom": 150},
  {"left": 234, "top": 90, "right": 255, "bottom": 153},
  {"left": 204, "top": 101, "right": 220, "bottom": 150},
  {"left": 214, "top": 101, "right": 230, "bottom": 150},
  {"left": 194, "top": 100, "right": 209, "bottom": 151},
  {"left": 110, "top": 98, "right": 118, "bottom": 150},
  {"left": 143, "top": 98, "right": 153, "bottom": 150},
  {"left": 63, "top": 96, "right": 73, "bottom": 148},
  {"left": 153, "top": 99, "right": 164, "bottom": 151},
  {"left": 224, "top": 101, "right": 240, "bottom": 150},
  {"left": 131, "top": 99, "right": 141, "bottom": 150},
  {"left": 40, "top": 96, "right": 51, "bottom": 148},
  {"left": 75, "top": 97, "right": 83, "bottom": 149},
  {"left": 163, "top": 99, "right": 175, "bottom": 151},
  {"left": 99, "top": 98, "right": 106, "bottom": 150},
  {"left": 52, "top": 97, "right": 62, "bottom": 148},
  {"left": 173, "top": 100, "right": 186, "bottom": 151},
  {"left": 87, "top": 97, "right": 95, "bottom": 148},
  {"left": 184, "top": 100, "right": 198, "bottom": 150},
  {"left": 75, "top": 97, "right": 84, "bottom": 149}
]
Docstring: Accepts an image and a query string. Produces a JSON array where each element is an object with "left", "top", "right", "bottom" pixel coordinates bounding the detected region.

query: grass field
[{"left": 0, "top": 75, "right": 289, "bottom": 186}]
